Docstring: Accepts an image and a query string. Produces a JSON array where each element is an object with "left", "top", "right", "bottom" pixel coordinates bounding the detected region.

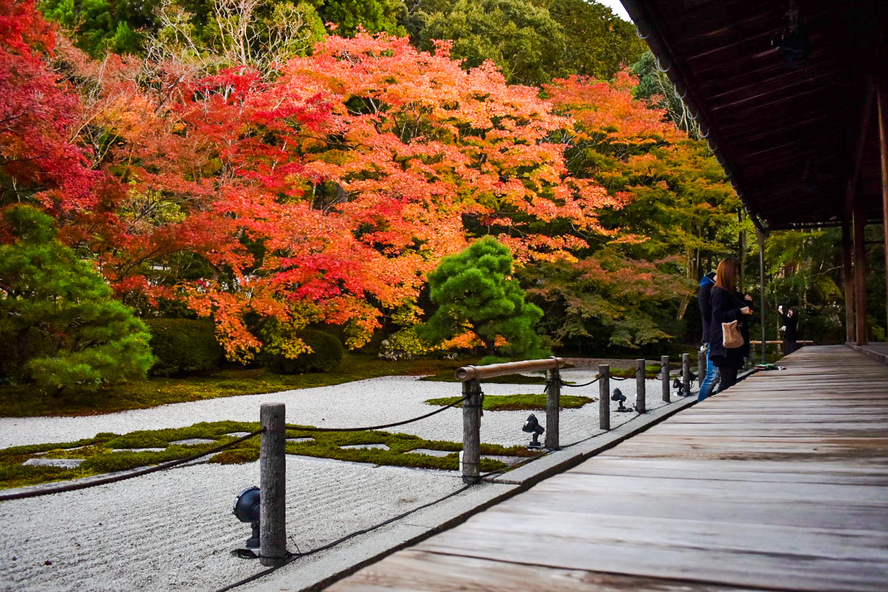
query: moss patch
[
  {"left": 0, "top": 420, "right": 540, "bottom": 491},
  {"left": 610, "top": 364, "right": 663, "bottom": 379}
]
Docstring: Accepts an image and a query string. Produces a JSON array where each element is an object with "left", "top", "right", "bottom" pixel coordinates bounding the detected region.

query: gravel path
[{"left": 0, "top": 365, "right": 686, "bottom": 592}]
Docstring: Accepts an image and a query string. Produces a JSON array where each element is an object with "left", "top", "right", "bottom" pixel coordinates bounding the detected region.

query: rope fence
[
  {"left": 0, "top": 429, "right": 265, "bottom": 502},
  {"left": 284, "top": 396, "right": 467, "bottom": 433},
  {"left": 2, "top": 351, "right": 705, "bottom": 586}
]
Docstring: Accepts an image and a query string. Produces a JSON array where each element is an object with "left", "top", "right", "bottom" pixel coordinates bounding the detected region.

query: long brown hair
[{"left": 714, "top": 258, "right": 740, "bottom": 293}]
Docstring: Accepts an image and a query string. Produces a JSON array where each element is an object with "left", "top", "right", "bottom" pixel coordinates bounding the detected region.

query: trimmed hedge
[
  {"left": 263, "top": 329, "right": 344, "bottom": 374},
  {"left": 145, "top": 318, "right": 224, "bottom": 377}
]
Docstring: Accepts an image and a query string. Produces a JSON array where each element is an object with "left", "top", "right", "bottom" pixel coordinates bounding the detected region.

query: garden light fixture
[
  {"left": 233, "top": 486, "right": 261, "bottom": 552},
  {"left": 611, "top": 388, "right": 632, "bottom": 412},
  {"left": 522, "top": 414, "right": 545, "bottom": 449}
]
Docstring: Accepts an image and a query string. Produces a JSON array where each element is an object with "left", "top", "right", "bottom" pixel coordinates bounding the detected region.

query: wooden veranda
[{"left": 326, "top": 345, "right": 888, "bottom": 592}]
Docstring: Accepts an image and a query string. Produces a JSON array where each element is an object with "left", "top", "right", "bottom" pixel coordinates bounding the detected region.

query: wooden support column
[
  {"left": 853, "top": 200, "right": 868, "bottom": 345},
  {"left": 758, "top": 228, "right": 767, "bottom": 363},
  {"left": 545, "top": 367, "right": 560, "bottom": 450},
  {"left": 461, "top": 378, "right": 482, "bottom": 484},
  {"left": 842, "top": 219, "right": 855, "bottom": 343},
  {"left": 598, "top": 365, "right": 610, "bottom": 430},
  {"left": 843, "top": 81, "right": 874, "bottom": 345},
  {"left": 877, "top": 78, "right": 888, "bottom": 328},
  {"left": 260, "top": 403, "right": 287, "bottom": 567}
]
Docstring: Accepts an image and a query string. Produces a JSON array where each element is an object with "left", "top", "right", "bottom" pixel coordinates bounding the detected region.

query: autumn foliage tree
[
  {"left": 34, "top": 30, "right": 618, "bottom": 362},
  {"left": 3, "top": 0, "right": 743, "bottom": 367},
  {"left": 518, "top": 72, "right": 741, "bottom": 350}
]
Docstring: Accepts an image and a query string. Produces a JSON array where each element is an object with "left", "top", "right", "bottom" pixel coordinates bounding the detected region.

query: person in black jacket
[
  {"left": 707, "top": 258, "right": 753, "bottom": 392},
  {"left": 778, "top": 305, "right": 799, "bottom": 355},
  {"left": 697, "top": 271, "right": 718, "bottom": 400}
]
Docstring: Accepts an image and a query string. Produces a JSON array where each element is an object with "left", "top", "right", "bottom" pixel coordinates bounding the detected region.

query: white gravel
[{"left": 0, "top": 368, "right": 683, "bottom": 592}]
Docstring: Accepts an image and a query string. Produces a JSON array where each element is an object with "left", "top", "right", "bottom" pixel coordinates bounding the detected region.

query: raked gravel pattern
[{"left": 0, "top": 368, "right": 685, "bottom": 592}]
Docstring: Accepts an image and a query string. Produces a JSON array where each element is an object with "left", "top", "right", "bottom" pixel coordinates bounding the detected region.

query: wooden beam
[
  {"left": 853, "top": 200, "right": 868, "bottom": 346},
  {"left": 845, "top": 82, "right": 875, "bottom": 215},
  {"left": 842, "top": 219, "right": 855, "bottom": 343},
  {"left": 877, "top": 77, "right": 888, "bottom": 332}
]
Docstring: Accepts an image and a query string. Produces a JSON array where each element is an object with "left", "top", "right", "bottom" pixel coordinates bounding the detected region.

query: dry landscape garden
[{"left": 1, "top": 0, "right": 884, "bottom": 495}]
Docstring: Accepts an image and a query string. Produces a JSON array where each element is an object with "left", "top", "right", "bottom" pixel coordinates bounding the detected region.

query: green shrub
[
  {"left": 145, "top": 318, "right": 223, "bottom": 377},
  {"left": 262, "top": 328, "right": 344, "bottom": 374}
]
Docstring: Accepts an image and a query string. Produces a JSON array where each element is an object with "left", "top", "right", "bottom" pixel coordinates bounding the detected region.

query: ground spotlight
[
  {"left": 233, "top": 486, "right": 261, "bottom": 554},
  {"left": 611, "top": 388, "right": 632, "bottom": 412},
  {"left": 522, "top": 414, "right": 545, "bottom": 449},
  {"left": 673, "top": 378, "right": 688, "bottom": 397}
]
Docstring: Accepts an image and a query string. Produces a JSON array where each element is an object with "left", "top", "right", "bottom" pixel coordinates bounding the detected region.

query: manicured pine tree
[
  {"left": 420, "top": 237, "right": 548, "bottom": 361},
  {"left": 0, "top": 205, "right": 154, "bottom": 394}
]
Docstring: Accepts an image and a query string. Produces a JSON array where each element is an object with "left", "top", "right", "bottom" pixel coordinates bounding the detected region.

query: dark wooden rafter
[{"left": 620, "top": 0, "right": 887, "bottom": 231}]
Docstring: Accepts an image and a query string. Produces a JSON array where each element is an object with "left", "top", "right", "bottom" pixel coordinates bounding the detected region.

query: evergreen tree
[
  {"left": 419, "top": 237, "right": 548, "bottom": 361},
  {"left": 0, "top": 205, "right": 154, "bottom": 393}
]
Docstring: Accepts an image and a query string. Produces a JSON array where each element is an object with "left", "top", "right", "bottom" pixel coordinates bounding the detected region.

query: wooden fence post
[
  {"left": 462, "top": 378, "right": 482, "bottom": 484},
  {"left": 682, "top": 353, "right": 691, "bottom": 396},
  {"left": 545, "top": 366, "right": 561, "bottom": 450},
  {"left": 636, "top": 358, "right": 646, "bottom": 413},
  {"left": 599, "top": 364, "right": 610, "bottom": 430},
  {"left": 260, "top": 403, "right": 287, "bottom": 567},
  {"left": 661, "top": 355, "right": 670, "bottom": 402}
]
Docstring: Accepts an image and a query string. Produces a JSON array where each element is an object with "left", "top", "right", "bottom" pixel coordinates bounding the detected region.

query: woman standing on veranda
[{"left": 707, "top": 258, "right": 753, "bottom": 392}]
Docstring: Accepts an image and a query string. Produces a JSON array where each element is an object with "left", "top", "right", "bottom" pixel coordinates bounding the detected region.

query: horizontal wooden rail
[
  {"left": 455, "top": 357, "right": 564, "bottom": 382},
  {"left": 751, "top": 340, "right": 814, "bottom": 345}
]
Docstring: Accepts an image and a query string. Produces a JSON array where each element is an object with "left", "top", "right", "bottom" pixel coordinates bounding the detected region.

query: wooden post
[
  {"left": 661, "top": 355, "right": 670, "bottom": 402},
  {"left": 545, "top": 366, "right": 560, "bottom": 450},
  {"left": 842, "top": 219, "right": 855, "bottom": 343},
  {"left": 635, "top": 359, "right": 646, "bottom": 413},
  {"left": 461, "top": 378, "right": 482, "bottom": 484},
  {"left": 682, "top": 353, "right": 690, "bottom": 396},
  {"left": 758, "top": 228, "right": 767, "bottom": 364},
  {"left": 260, "top": 403, "right": 287, "bottom": 567},
  {"left": 877, "top": 78, "right": 888, "bottom": 327},
  {"left": 853, "top": 200, "right": 868, "bottom": 345},
  {"left": 598, "top": 364, "right": 610, "bottom": 430}
]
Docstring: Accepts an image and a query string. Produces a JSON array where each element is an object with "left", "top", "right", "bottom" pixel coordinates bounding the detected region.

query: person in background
[
  {"left": 707, "top": 258, "right": 753, "bottom": 392},
  {"left": 697, "top": 271, "right": 718, "bottom": 401},
  {"left": 778, "top": 305, "right": 799, "bottom": 355}
]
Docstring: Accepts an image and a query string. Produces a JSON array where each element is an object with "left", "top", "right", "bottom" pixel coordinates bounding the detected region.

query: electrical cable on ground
[{"left": 0, "top": 429, "right": 264, "bottom": 501}]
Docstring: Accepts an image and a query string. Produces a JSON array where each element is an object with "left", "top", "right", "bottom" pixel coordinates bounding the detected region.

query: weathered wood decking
[{"left": 328, "top": 345, "right": 888, "bottom": 592}]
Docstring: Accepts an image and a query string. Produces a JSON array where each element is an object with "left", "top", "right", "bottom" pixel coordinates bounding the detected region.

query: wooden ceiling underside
[{"left": 622, "top": 0, "right": 886, "bottom": 230}]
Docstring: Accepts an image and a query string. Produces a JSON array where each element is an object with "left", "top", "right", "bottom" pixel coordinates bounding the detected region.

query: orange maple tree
[{"left": 42, "top": 33, "right": 622, "bottom": 360}]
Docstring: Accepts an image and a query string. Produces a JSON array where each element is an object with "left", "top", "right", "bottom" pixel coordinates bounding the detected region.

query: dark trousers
[{"left": 717, "top": 366, "right": 739, "bottom": 392}]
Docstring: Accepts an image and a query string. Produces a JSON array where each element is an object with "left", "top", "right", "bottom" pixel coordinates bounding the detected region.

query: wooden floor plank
[{"left": 327, "top": 346, "right": 888, "bottom": 592}]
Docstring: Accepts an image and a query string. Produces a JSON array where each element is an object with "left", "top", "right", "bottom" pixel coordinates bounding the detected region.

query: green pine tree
[
  {"left": 420, "top": 237, "right": 548, "bottom": 361},
  {"left": 0, "top": 206, "right": 154, "bottom": 394}
]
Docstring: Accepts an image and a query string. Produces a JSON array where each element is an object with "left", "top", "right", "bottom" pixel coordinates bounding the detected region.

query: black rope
[
  {"left": 560, "top": 376, "right": 600, "bottom": 388},
  {"left": 215, "top": 483, "right": 474, "bottom": 592},
  {"left": 0, "top": 429, "right": 264, "bottom": 502},
  {"left": 285, "top": 396, "right": 468, "bottom": 433}
]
